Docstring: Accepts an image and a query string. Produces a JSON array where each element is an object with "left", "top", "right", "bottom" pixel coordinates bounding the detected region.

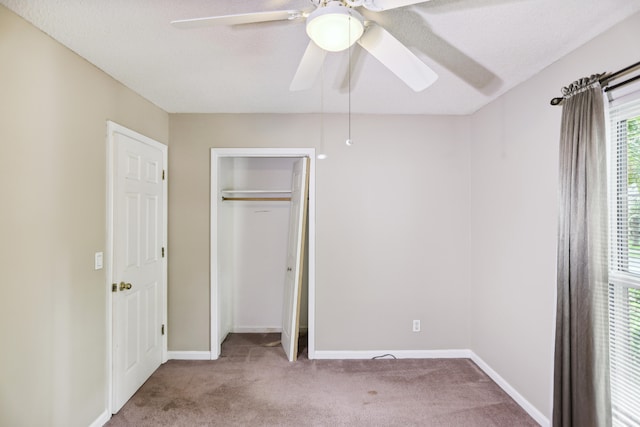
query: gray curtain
[{"left": 553, "top": 75, "right": 611, "bottom": 427}]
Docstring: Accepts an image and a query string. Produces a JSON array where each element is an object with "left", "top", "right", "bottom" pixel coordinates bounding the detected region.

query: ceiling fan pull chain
[
  {"left": 318, "top": 55, "right": 328, "bottom": 159},
  {"left": 346, "top": 16, "right": 353, "bottom": 146}
]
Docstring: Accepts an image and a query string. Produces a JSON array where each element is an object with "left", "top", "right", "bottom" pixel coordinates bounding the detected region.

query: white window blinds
[{"left": 608, "top": 93, "right": 640, "bottom": 426}]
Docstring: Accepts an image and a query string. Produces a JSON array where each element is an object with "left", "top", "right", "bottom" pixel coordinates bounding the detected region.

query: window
[{"left": 608, "top": 93, "right": 640, "bottom": 426}]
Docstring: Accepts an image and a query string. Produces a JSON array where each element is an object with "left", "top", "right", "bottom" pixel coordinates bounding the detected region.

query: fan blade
[
  {"left": 362, "top": 0, "right": 431, "bottom": 12},
  {"left": 171, "top": 10, "right": 306, "bottom": 28},
  {"left": 357, "top": 24, "right": 437, "bottom": 92},
  {"left": 290, "top": 41, "right": 328, "bottom": 91}
]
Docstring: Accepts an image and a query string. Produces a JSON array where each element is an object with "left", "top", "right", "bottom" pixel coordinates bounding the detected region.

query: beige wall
[
  {"left": 168, "top": 113, "right": 472, "bottom": 352},
  {"left": 0, "top": 6, "right": 168, "bottom": 427},
  {"left": 469, "top": 11, "right": 640, "bottom": 421}
]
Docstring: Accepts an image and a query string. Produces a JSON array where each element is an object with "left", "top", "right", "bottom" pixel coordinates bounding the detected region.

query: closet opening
[{"left": 210, "top": 148, "right": 316, "bottom": 361}]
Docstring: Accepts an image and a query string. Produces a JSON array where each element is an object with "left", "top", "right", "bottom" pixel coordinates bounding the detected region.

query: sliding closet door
[{"left": 281, "top": 158, "right": 310, "bottom": 362}]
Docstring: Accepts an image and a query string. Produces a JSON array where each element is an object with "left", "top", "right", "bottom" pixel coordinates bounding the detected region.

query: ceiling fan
[{"left": 171, "top": 0, "right": 438, "bottom": 92}]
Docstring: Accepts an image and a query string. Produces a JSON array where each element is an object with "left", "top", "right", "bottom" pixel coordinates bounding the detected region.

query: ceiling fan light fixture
[{"left": 306, "top": 2, "right": 364, "bottom": 52}]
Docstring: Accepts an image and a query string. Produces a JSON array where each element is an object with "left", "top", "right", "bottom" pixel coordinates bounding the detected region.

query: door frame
[
  {"left": 210, "top": 148, "right": 316, "bottom": 360},
  {"left": 105, "top": 121, "right": 168, "bottom": 414}
]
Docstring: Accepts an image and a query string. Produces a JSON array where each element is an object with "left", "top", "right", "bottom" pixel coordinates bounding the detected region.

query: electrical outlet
[{"left": 412, "top": 319, "right": 421, "bottom": 332}]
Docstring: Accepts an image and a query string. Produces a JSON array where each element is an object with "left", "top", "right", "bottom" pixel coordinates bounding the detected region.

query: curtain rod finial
[{"left": 550, "top": 97, "right": 564, "bottom": 106}]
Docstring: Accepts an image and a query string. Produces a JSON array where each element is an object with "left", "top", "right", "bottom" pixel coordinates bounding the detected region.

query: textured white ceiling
[{"left": 2, "top": 0, "right": 640, "bottom": 114}]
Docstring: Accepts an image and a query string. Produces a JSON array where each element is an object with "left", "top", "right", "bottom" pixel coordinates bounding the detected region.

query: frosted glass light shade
[{"left": 306, "top": 3, "right": 364, "bottom": 52}]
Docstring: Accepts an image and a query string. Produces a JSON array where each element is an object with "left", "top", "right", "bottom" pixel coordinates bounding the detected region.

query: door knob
[{"left": 119, "top": 281, "right": 132, "bottom": 291}]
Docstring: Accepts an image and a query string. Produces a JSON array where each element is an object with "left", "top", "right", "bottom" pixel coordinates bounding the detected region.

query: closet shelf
[
  {"left": 221, "top": 190, "right": 291, "bottom": 194},
  {"left": 220, "top": 189, "right": 291, "bottom": 202}
]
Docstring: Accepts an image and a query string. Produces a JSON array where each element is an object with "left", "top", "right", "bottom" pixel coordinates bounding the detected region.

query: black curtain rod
[
  {"left": 604, "top": 73, "right": 640, "bottom": 93},
  {"left": 550, "top": 59, "right": 640, "bottom": 106},
  {"left": 601, "top": 60, "right": 640, "bottom": 85}
]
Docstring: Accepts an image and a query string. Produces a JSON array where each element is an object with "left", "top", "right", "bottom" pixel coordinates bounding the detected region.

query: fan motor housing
[{"left": 306, "top": 1, "right": 365, "bottom": 52}]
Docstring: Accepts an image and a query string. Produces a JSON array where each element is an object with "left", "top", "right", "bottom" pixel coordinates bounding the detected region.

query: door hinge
[
  {"left": 112, "top": 283, "right": 117, "bottom": 292},
  {"left": 162, "top": 247, "right": 165, "bottom": 258},
  {"left": 162, "top": 169, "right": 165, "bottom": 180},
  {"left": 161, "top": 324, "right": 165, "bottom": 335}
]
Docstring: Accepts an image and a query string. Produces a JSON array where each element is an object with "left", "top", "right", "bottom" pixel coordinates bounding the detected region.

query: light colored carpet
[{"left": 106, "top": 333, "right": 539, "bottom": 426}]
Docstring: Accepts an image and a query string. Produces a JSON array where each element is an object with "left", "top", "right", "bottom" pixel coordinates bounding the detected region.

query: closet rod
[
  {"left": 550, "top": 59, "right": 640, "bottom": 105},
  {"left": 221, "top": 197, "right": 291, "bottom": 202}
]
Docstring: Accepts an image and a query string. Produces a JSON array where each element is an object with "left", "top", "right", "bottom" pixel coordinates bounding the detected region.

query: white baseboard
[
  {"left": 89, "top": 409, "right": 110, "bottom": 427},
  {"left": 313, "top": 349, "right": 473, "bottom": 360},
  {"left": 222, "top": 327, "right": 314, "bottom": 335},
  {"left": 469, "top": 351, "right": 549, "bottom": 427},
  {"left": 314, "top": 349, "right": 548, "bottom": 427},
  {"left": 167, "top": 351, "right": 212, "bottom": 360},
  {"left": 231, "top": 327, "right": 282, "bottom": 333}
]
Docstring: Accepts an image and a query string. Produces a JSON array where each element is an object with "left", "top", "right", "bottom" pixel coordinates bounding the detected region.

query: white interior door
[
  {"left": 281, "top": 157, "right": 310, "bottom": 362},
  {"left": 112, "top": 128, "right": 165, "bottom": 412}
]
